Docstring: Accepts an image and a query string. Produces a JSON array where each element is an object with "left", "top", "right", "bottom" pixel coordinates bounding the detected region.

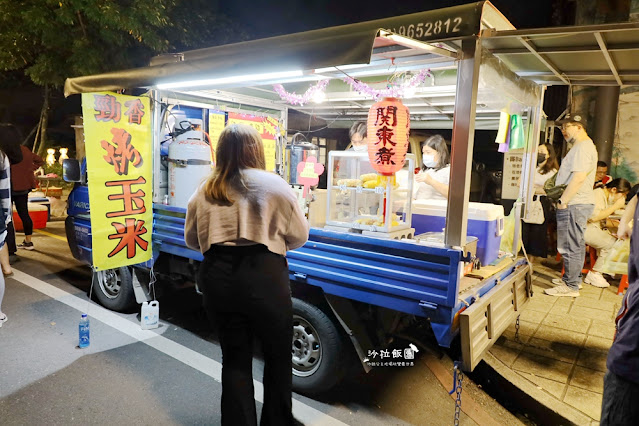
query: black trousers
[
  {"left": 199, "top": 244, "right": 293, "bottom": 426},
  {"left": 521, "top": 195, "right": 552, "bottom": 258},
  {"left": 7, "top": 192, "right": 32, "bottom": 255}
]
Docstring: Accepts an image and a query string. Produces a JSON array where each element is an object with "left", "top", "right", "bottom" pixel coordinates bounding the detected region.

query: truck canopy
[{"left": 64, "top": 2, "right": 639, "bottom": 247}]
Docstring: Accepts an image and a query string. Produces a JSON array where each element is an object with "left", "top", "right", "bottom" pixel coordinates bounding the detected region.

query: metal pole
[
  {"left": 151, "top": 90, "right": 163, "bottom": 204},
  {"left": 520, "top": 88, "right": 546, "bottom": 222},
  {"left": 593, "top": 86, "right": 620, "bottom": 165},
  {"left": 445, "top": 38, "right": 481, "bottom": 248}
]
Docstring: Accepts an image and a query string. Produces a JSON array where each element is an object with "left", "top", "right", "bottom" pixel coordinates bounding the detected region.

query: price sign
[
  {"left": 208, "top": 110, "right": 226, "bottom": 165},
  {"left": 228, "top": 113, "right": 280, "bottom": 172},
  {"left": 502, "top": 149, "right": 524, "bottom": 200}
]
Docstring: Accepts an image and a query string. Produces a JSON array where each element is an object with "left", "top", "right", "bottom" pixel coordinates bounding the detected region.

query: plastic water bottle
[{"left": 79, "top": 313, "right": 90, "bottom": 348}]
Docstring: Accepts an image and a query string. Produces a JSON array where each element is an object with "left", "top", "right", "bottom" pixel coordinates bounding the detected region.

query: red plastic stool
[{"left": 618, "top": 275, "right": 629, "bottom": 295}]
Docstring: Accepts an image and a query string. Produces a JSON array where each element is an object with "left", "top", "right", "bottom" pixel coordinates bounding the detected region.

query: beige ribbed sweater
[{"left": 185, "top": 169, "right": 309, "bottom": 256}]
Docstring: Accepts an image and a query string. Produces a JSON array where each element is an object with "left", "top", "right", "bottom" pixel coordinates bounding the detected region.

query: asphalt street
[{"left": 0, "top": 220, "right": 522, "bottom": 425}]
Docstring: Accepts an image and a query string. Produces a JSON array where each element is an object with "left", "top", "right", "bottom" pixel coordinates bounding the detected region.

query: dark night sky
[{"left": 220, "top": 0, "right": 555, "bottom": 40}]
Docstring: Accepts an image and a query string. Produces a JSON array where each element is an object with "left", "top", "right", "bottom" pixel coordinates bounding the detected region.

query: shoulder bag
[{"left": 544, "top": 172, "right": 566, "bottom": 201}]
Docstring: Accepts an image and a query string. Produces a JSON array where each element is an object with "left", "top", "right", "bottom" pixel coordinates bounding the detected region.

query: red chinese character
[
  {"left": 94, "top": 94, "right": 122, "bottom": 122},
  {"left": 375, "top": 147, "right": 396, "bottom": 165},
  {"left": 124, "top": 99, "right": 145, "bottom": 125},
  {"left": 374, "top": 106, "right": 398, "bottom": 126},
  {"left": 108, "top": 218, "right": 149, "bottom": 259},
  {"left": 374, "top": 126, "right": 397, "bottom": 147},
  {"left": 101, "top": 128, "right": 142, "bottom": 175},
  {"left": 105, "top": 176, "right": 147, "bottom": 218}
]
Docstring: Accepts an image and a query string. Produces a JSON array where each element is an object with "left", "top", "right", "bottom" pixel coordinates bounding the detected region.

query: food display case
[{"left": 325, "top": 151, "right": 415, "bottom": 237}]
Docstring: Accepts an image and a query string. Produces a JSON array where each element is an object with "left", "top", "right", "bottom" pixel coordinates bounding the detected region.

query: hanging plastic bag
[
  {"left": 509, "top": 114, "right": 526, "bottom": 150},
  {"left": 598, "top": 238, "right": 631, "bottom": 276},
  {"left": 500, "top": 205, "right": 522, "bottom": 254},
  {"left": 522, "top": 195, "right": 544, "bottom": 224}
]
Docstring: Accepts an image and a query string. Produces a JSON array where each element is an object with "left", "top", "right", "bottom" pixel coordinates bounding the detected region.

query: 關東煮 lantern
[{"left": 367, "top": 97, "right": 410, "bottom": 175}]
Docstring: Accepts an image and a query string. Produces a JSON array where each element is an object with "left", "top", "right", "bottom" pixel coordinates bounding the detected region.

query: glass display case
[{"left": 326, "top": 151, "right": 415, "bottom": 236}]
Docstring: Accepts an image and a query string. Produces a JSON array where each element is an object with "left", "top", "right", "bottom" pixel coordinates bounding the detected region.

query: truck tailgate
[{"left": 460, "top": 262, "right": 531, "bottom": 371}]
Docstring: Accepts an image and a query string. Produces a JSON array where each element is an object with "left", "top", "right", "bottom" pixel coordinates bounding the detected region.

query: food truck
[{"left": 62, "top": 1, "right": 570, "bottom": 393}]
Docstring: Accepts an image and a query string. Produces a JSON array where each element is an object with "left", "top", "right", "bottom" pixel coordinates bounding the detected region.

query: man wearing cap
[{"left": 545, "top": 113, "right": 598, "bottom": 297}]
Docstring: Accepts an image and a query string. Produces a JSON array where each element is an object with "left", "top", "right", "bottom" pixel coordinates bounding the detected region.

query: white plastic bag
[
  {"left": 522, "top": 195, "right": 544, "bottom": 225},
  {"left": 598, "top": 238, "right": 630, "bottom": 276}
]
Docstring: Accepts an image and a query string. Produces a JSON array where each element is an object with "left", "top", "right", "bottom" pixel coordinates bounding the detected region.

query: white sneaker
[
  {"left": 552, "top": 278, "right": 583, "bottom": 289},
  {"left": 545, "top": 284, "right": 580, "bottom": 297},
  {"left": 0, "top": 313, "right": 7, "bottom": 327},
  {"left": 585, "top": 271, "right": 611, "bottom": 288}
]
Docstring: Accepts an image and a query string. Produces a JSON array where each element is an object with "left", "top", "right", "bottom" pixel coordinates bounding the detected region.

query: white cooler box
[{"left": 412, "top": 200, "right": 505, "bottom": 266}]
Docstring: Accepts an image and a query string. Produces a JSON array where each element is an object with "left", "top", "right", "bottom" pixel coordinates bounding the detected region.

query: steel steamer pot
[{"left": 285, "top": 133, "right": 319, "bottom": 185}]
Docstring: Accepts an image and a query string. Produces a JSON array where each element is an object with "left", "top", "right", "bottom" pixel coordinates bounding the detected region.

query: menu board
[
  {"left": 227, "top": 112, "right": 279, "bottom": 172},
  {"left": 502, "top": 149, "right": 524, "bottom": 200}
]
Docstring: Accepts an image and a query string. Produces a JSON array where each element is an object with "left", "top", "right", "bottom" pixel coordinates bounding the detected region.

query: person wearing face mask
[
  {"left": 349, "top": 121, "right": 368, "bottom": 153},
  {"left": 545, "top": 113, "right": 598, "bottom": 297},
  {"left": 521, "top": 143, "right": 559, "bottom": 261},
  {"left": 582, "top": 178, "right": 631, "bottom": 288},
  {"left": 414, "top": 135, "right": 450, "bottom": 201}
]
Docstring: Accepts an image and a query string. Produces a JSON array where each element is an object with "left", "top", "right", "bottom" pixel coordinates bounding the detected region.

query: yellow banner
[
  {"left": 207, "top": 111, "right": 226, "bottom": 166},
  {"left": 81, "top": 92, "right": 153, "bottom": 271},
  {"left": 227, "top": 113, "right": 279, "bottom": 172}
]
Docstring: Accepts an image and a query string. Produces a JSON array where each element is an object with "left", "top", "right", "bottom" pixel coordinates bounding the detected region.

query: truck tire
[
  {"left": 291, "top": 297, "right": 346, "bottom": 394},
  {"left": 93, "top": 267, "right": 136, "bottom": 313}
]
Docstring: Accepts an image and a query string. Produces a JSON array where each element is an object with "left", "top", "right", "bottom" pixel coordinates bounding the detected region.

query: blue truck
[{"left": 63, "top": 2, "right": 540, "bottom": 393}]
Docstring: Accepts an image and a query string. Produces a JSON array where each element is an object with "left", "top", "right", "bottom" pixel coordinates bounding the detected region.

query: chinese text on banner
[{"left": 81, "top": 92, "right": 153, "bottom": 270}]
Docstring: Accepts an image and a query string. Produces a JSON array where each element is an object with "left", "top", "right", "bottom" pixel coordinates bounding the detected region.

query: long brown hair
[
  {"left": 539, "top": 143, "right": 559, "bottom": 174},
  {"left": 204, "top": 124, "right": 266, "bottom": 203}
]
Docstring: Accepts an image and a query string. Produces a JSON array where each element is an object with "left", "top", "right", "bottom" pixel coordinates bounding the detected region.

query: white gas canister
[
  {"left": 168, "top": 130, "right": 212, "bottom": 208},
  {"left": 141, "top": 301, "right": 159, "bottom": 330}
]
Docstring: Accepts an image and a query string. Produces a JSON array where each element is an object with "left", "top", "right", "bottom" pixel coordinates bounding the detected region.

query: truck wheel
[
  {"left": 93, "top": 267, "right": 136, "bottom": 312},
  {"left": 291, "top": 298, "right": 346, "bottom": 394}
]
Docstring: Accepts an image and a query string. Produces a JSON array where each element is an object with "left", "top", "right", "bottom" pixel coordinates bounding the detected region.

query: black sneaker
[{"left": 17, "top": 241, "right": 34, "bottom": 250}]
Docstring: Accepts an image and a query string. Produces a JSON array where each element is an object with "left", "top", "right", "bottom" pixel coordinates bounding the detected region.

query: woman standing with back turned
[{"left": 185, "top": 124, "right": 309, "bottom": 425}]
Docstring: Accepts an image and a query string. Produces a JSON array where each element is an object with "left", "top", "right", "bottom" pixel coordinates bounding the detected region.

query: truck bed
[{"left": 153, "top": 204, "right": 527, "bottom": 348}]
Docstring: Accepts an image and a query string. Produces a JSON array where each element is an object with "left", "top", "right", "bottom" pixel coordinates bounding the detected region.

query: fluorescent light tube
[{"left": 157, "top": 70, "right": 304, "bottom": 90}]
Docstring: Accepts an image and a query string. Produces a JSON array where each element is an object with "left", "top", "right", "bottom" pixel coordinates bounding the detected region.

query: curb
[{"left": 479, "top": 352, "right": 593, "bottom": 426}]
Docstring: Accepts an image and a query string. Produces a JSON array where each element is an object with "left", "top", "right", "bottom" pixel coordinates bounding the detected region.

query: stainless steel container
[{"left": 285, "top": 133, "right": 319, "bottom": 185}]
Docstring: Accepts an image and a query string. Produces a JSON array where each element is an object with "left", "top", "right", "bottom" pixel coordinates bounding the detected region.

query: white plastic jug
[{"left": 141, "top": 301, "right": 159, "bottom": 330}]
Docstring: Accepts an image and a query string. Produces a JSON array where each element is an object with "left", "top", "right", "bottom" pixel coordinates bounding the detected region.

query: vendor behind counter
[{"left": 414, "top": 135, "right": 450, "bottom": 201}]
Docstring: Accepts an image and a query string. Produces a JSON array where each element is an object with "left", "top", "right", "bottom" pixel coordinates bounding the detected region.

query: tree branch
[{"left": 76, "top": 11, "right": 88, "bottom": 38}]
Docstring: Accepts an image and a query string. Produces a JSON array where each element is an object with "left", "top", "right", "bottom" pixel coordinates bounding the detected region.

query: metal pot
[{"left": 285, "top": 133, "right": 319, "bottom": 185}]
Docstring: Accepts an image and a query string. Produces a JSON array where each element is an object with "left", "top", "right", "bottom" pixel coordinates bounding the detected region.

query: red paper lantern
[{"left": 367, "top": 97, "right": 410, "bottom": 175}]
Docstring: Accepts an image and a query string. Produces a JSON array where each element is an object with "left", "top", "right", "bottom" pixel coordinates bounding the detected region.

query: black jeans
[
  {"left": 521, "top": 195, "right": 552, "bottom": 258},
  {"left": 7, "top": 192, "right": 32, "bottom": 254},
  {"left": 199, "top": 244, "right": 293, "bottom": 426},
  {"left": 601, "top": 370, "right": 639, "bottom": 425}
]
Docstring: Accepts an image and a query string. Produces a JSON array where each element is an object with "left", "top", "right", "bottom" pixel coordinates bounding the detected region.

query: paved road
[{"left": 0, "top": 220, "right": 522, "bottom": 425}]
